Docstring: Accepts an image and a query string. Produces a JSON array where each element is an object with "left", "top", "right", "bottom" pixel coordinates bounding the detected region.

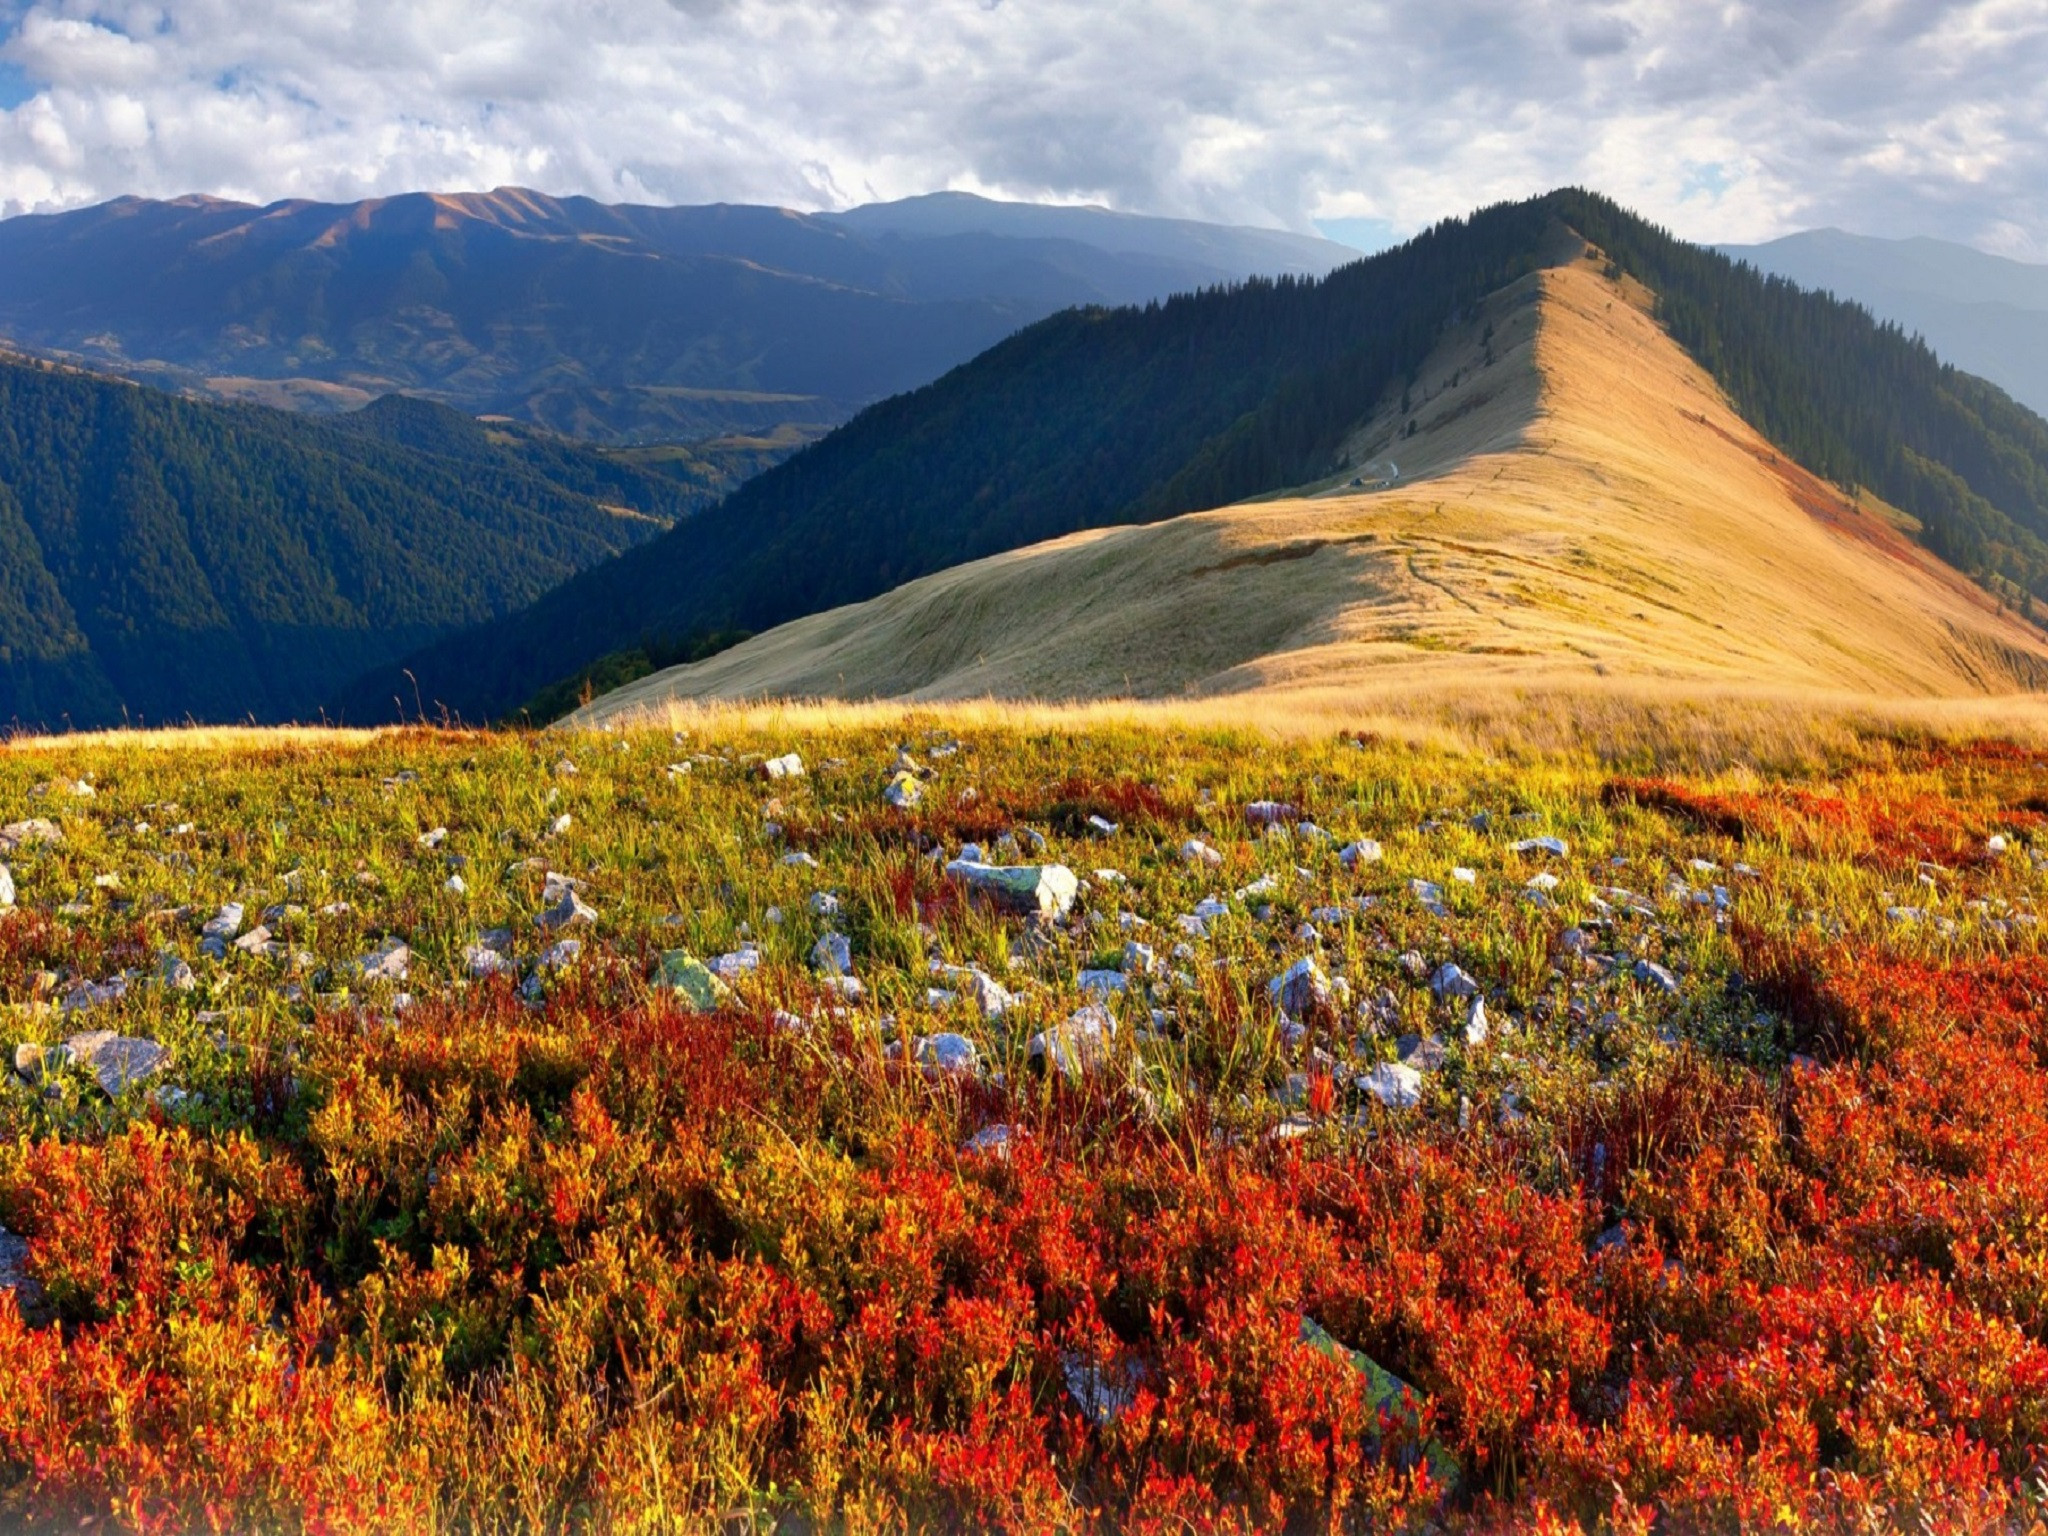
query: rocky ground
[{"left": 0, "top": 722, "right": 2041, "bottom": 1530}]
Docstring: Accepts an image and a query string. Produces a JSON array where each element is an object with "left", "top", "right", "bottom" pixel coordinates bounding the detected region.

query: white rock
[
  {"left": 762, "top": 753, "right": 805, "bottom": 780},
  {"left": 1429, "top": 962, "right": 1480, "bottom": 999},
  {"left": 943, "top": 860, "right": 1080, "bottom": 919},
  {"left": 1359, "top": 1062, "right": 1423, "bottom": 1109},
  {"left": 1464, "top": 995, "right": 1489, "bottom": 1046},
  {"left": 914, "top": 1033, "right": 980, "bottom": 1074},
  {"left": 1339, "top": 839, "right": 1383, "bottom": 867},
  {"left": 1181, "top": 838, "right": 1224, "bottom": 868},
  {"left": 1270, "top": 957, "right": 1334, "bottom": 1020},
  {"left": 807, "top": 891, "right": 841, "bottom": 918},
  {"left": 464, "top": 943, "right": 513, "bottom": 978},
  {"left": 202, "top": 903, "right": 245, "bottom": 940},
  {"left": 709, "top": 946, "right": 762, "bottom": 980},
  {"left": 1511, "top": 836, "right": 1569, "bottom": 857}
]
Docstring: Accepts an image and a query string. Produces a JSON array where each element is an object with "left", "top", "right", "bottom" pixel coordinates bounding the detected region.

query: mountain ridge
[
  {"left": 578, "top": 251, "right": 2048, "bottom": 721},
  {"left": 336, "top": 189, "right": 2048, "bottom": 727},
  {"left": 0, "top": 188, "right": 1358, "bottom": 445}
]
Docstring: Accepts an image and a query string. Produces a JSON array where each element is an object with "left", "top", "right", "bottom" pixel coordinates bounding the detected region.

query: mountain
[
  {"left": 579, "top": 249, "right": 2048, "bottom": 721},
  {"left": 1721, "top": 229, "right": 2048, "bottom": 418},
  {"left": 0, "top": 356, "right": 707, "bottom": 730},
  {"left": 336, "top": 188, "right": 2048, "bottom": 726},
  {"left": 0, "top": 188, "right": 1358, "bottom": 445}
]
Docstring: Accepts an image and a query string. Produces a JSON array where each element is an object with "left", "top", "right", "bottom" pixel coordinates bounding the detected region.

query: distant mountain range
[
  {"left": 0, "top": 189, "right": 1357, "bottom": 446},
  {"left": 1723, "top": 229, "right": 2048, "bottom": 418},
  {"left": 0, "top": 357, "right": 705, "bottom": 729},
  {"left": 338, "top": 190, "right": 2048, "bottom": 726}
]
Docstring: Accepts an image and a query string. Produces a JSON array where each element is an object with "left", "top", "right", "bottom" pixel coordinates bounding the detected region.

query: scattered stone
[
  {"left": 708, "top": 947, "right": 761, "bottom": 981},
  {"left": 1511, "top": 836, "right": 1569, "bottom": 857},
  {"left": 812, "top": 932, "right": 854, "bottom": 976},
  {"left": 1429, "top": 962, "right": 1480, "bottom": 1000},
  {"left": 419, "top": 827, "right": 448, "bottom": 848},
  {"left": 883, "top": 772, "right": 923, "bottom": 810},
  {"left": 1633, "top": 958, "right": 1680, "bottom": 994},
  {"left": 202, "top": 903, "right": 245, "bottom": 941},
  {"left": 353, "top": 938, "right": 411, "bottom": 984},
  {"left": 1339, "top": 839, "right": 1383, "bottom": 867},
  {"left": 464, "top": 942, "right": 514, "bottom": 978},
  {"left": 1245, "top": 800, "right": 1300, "bottom": 827},
  {"left": 807, "top": 891, "right": 841, "bottom": 918},
  {"left": 1028, "top": 1004, "right": 1116, "bottom": 1077},
  {"left": 232, "top": 925, "right": 273, "bottom": 955},
  {"left": 1270, "top": 956, "right": 1334, "bottom": 1021},
  {"left": 64, "top": 1031, "right": 167, "bottom": 1096},
  {"left": 0, "top": 819, "right": 61, "bottom": 853},
  {"left": 653, "top": 951, "right": 724, "bottom": 1010},
  {"left": 62, "top": 976, "right": 128, "bottom": 1012},
  {"left": 1464, "top": 995, "right": 1489, "bottom": 1046},
  {"left": 914, "top": 1033, "right": 980, "bottom": 1074},
  {"left": 1398, "top": 1034, "right": 1450, "bottom": 1072},
  {"left": 1121, "top": 940, "right": 1157, "bottom": 976},
  {"left": 0, "top": 1227, "right": 49, "bottom": 1325},
  {"left": 943, "top": 859, "right": 1079, "bottom": 920},
  {"left": 1452, "top": 866, "right": 1477, "bottom": 885},
  {"left": 0, "top": 865, "right": 13, "bottom": 908},
  {"left": 539, "top": 939, "right": 582, "bottom": 970},
  {"left": 1359, "top": 1061, "right": 1423, "bottom": 1109},
  {"left": 961, "top": 1123, "right": 1018, "bottom": 1158},
  {"left": 536, "top": 888, "right": 598, "bottom": 932},
  {"left": 1085, "top": 814, "right": 1119, "bottom": 837},
  {"left": 1181, "top": 838, "right": 1224, "bottom": 868},
  {"left": 156, "top": 952, "right": 196, "bottom": 992},
  {"left": 762, "top": 753, "right": 805, "bottom": 780}
]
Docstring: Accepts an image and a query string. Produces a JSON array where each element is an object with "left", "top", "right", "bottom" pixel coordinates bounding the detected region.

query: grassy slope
[{"left": 582, "top": 255, "right": 2048, "bottom": 723}]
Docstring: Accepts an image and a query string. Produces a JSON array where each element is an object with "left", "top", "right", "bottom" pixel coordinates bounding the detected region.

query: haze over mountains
[
  {"left": 343, "top": 189, "right": 2048, "bottom": 727},
  {"left": 0, "top": 189, "right": 1356, "bottom": 447},
  {"left": 1724, "top": 230, "right": 2048, "bottom": 420}
]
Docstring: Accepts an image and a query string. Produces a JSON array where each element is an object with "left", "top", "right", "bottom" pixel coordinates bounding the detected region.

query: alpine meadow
[{"left": 2, "top": 3, "right": 2048, "bottom": 1530}]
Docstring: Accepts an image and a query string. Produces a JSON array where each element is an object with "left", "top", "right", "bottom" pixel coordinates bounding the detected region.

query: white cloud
[{"left": 0, "top": 0, "right": 2039, "bottom": 254}]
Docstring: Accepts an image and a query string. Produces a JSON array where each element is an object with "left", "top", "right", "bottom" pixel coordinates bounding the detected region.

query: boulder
[
  {"left": 64, "top": 1031, "right": 167, "bottom": 1097},
  {"left": 944, "top": 859, "right": 1079, "bottom": 920}
]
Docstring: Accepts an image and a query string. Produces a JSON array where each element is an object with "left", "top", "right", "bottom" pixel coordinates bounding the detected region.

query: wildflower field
[{"left": 0, "top": 718, "right": 2044, "bottom": 1532}]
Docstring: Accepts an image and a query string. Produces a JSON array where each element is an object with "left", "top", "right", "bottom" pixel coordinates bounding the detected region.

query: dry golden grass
[
  {"left": 0, "top": 725, "right": 457, "bottom": 754},
  {"left": 581, "top": 249, "right": 2048, "bottom": 735}
]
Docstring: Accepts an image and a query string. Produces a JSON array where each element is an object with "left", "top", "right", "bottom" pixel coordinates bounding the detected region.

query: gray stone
[
  {"left": 1245, "top": 800, "right": 1300, "bottom": 827},
  {"left": 1181, "top": 837, "right": 1224, "bottom": 867},
  {"left": 1270, "top": 957, "right": 1334, "bottom": 1021},
  {"left": 961, "top": 1123, "right": 1018, "bottom": 1158},
  {"left": 883, "top": 771, "right": 922, "bottom": 810},
  {"left": 0, "top": 1227, "right": 48, "bottom": 1325},
  {"left": 1359, "top": 1061, "right": 1423, "bottom": 1109},
  {"left": 812, "top": 932, "right": 854, "bottom": 976},
  {"left": 1339, "top": 839, "right": 1383, "bottom": 867},
  {"left": 944, "top": 859, "right": 1079, "bottom": 920},
  {"left": 1633, "top": 959, "right": 1680, "bottom": 994},
  {"left": 64, "top": 1031, "right": 167, "bottom": 1096},
  {"left": 1429, "top": 962, "right": 1480, "bottom": 999},
  {"left": 1028, "top": 1003, "right": 1116, "bottom": 1077},
  {"left": 157, "top": 952, "right": 196, "bottom": 992},
  {"left": 1511, "top": 836, "right": 1569, "bottom": 857},
  {"left": 0, "top": 819, "right": 60, "bottom": 853},
  {"left": 762, "top": 753, "right": 805, "bottom": 780},
  {"left": 353, "top": 938, "right": 412, "bottom": 983},
  {"left": 536, "top": 888, "right": 598, "bottom": 932},
  {"left": 0, "top": 864, "right": 12, "bottom": 907},
  {"left": 464, "top": 942, "right": 513, "bottom": 979},
  {"left": 914, "top": 1033, "right": 981, "bottom": 1074},
  {"left": 202, "top": 903, "right": 245, "bottom": 940},
  {"left": 709, "top": 946, "right": 762, "bottom": 980}
]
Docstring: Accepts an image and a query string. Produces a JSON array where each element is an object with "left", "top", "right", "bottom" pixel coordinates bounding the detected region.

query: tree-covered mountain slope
[
  {"left": 0, "top": 189, "right": 1356, "bottom": 446},
  {"left": 579, "top": 253, "right": 2048, "bottom": 722},
  {"left": 340, "top": 189, "right": 2048, "bottom": 725},
  {"left": 0, "top": 358, "right": 702, "bottom": 729}
]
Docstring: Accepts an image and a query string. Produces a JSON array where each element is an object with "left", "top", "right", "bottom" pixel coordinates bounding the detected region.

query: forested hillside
[
  {"left": 341, "top": 189, "right": 2048, "bottom": 724},
  {"left": 0, "top": 357, "right": 702, "bottom": 729}
]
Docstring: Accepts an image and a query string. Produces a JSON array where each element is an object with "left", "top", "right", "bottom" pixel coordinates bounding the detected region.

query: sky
[{"left": 0, "top": 0, "right": 2043, "bottom": 258}]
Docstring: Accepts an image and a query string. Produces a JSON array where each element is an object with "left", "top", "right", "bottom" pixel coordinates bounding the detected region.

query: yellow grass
[{"left": 580, "top": 248, "right": 2048, "bottom": 737}]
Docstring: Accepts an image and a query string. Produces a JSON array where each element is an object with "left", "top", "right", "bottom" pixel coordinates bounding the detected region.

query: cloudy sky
[{"left": 0, "top": 0, "right": 2042, "bottom": 256}]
